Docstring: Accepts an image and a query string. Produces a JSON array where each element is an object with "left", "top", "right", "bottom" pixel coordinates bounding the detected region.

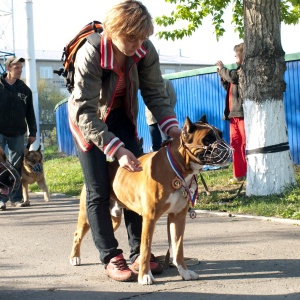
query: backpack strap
[
  {"left": 86, "top": 32, "right": 101, "bottom": 49},
  {"left": 86, "top": 32, "right": 110, "bottom": 82}
]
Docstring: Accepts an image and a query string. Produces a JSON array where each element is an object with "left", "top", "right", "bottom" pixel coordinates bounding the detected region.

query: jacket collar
[{"left": 100, "top": 33, "right": 147, "bottom": 70}]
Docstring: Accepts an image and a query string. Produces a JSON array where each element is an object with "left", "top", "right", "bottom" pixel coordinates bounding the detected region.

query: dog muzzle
[
  {"left": 31, "top": 163, "right": 43, "bottom": 173},
  {"left": 0, "top": 162, "right": 21, "bottom": 199},
  {"left": 198, "top": 140, "right": 232, "bottom": 165}
]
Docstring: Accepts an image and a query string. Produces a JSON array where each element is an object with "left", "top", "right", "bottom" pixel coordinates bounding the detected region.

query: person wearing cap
[{"left": 0, "top": 56, "right": 37, "bottom": 210}]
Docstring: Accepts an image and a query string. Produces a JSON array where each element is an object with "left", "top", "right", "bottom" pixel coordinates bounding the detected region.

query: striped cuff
[
  {"left": 159, "top": 116, "right": 179, "bottom": 135},
  {"left": 104, "top": 137, "right": 125, "bottom": 159}
]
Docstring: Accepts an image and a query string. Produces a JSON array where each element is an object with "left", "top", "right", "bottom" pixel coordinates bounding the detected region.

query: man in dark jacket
[
  {"left": 216, "top": 43, "right": 247, "bottom": 184},
  {"left": 0, "top": 56, "right": 37, "bottom": 210}
]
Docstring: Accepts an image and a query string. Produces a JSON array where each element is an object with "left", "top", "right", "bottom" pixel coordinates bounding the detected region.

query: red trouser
[{"left": 229, "top": 117, "right": 247, "bottom": 178}]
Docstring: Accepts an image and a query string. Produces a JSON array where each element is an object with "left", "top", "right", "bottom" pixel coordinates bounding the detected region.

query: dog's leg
[
  {"left": 22, "top": 181, "right": 30, "bottom": 205},
  {"left": 70, "top": 209, "right": 90, "bottom": 266},
  {"left": 138, "top": 217, "right": 156, "bottom": 285},
  {"left": 70, "top": 187, "right": 90, "bottom": 266},
  {"left": 111, "top": 215, "right": 122, "bottom": 231},
  {"left": 37, "top": 180, "right": 50, "bottom": 202},
  {"left": 168, "top": 207, "right": 199, "bottom": 281},
  {"left": 109, "top": 199, "right": 122, "bottom": 231}
]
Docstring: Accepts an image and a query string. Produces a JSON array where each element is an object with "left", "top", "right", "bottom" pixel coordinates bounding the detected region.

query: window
[{"left": 40, "top": 66, "right": 53, "bottom": 79}]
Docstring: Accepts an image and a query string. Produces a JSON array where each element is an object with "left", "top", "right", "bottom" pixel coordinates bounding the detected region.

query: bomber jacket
[
  {"left": 145, "top": 78, "right": 177, "bottom": 126},
  {"left": 68, "top": 34, "right": 179, "bottom": 157},
  {"left": 218, "top": 65, "right": 244, "bottom": 120},
  {"left": 0, "top": 75, "right": 37, "bottom": 137}
]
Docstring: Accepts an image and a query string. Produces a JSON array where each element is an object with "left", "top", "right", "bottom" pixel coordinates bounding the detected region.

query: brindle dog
[
  {"left": 22, "top": 144, "right": 50, "bottom": 205},
  {"left": 70, "top": 115, "right": 232, "bottom": 285},
  {"left": 0, "top": 146, "right": 20, "bottom": 202}
]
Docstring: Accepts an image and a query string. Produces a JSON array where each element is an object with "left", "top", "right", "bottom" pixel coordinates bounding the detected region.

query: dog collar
[{"left": 166, "top": 144, "right": 198, "bottom": 207}]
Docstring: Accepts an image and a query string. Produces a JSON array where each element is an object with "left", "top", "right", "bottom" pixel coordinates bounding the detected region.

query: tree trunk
[{"left": 242, "top": 0, "right": 296, "bottom": 196}]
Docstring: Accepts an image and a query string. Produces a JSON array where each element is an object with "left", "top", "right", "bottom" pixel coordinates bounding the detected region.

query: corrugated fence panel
[
  {"left": 55, "top": 100, "right": 77, "bottom": 156},
  {"left": 137, "top": 74, "right": 230, "bottom": 153},
  {"left": 55, "top": 56, "right": 300, "bottom": 164},
  {"left": 284, "top": 60, "right": 300, "bottom": 165}
]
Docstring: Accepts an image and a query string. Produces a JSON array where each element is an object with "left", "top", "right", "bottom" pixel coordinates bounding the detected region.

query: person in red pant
[{"left": 216, "top": 43, "right": 246, "bottom": 184}]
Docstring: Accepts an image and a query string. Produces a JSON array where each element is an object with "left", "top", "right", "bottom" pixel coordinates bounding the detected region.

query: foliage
[
  {"left": 38, "top": 79, "right": 65, "bottom": 124},
  {"left": 38, "top": 80, "right": 66, "bottom": 147},
  {"left": 155, "top": 0, "right": 300, "bottom": 41}
]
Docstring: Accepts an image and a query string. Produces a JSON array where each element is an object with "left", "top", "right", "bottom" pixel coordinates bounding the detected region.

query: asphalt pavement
[{"left": 1, "top": 192, "right": 300, "bottom": 300}]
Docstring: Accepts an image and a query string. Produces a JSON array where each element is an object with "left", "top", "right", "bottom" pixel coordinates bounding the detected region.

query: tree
[
  {"left": 38, "top": 80, "right": 65, "bottom": 125},
  {"left": 37, "top": 80, "right": 66, "bottom": 145},
  {"left": 155, "top": 0, "right": 300, "bottom": 196}
]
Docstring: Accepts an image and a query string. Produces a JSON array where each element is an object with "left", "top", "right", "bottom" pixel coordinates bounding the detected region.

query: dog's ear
[
  {"left": 198, "top": 114, "right": 208, "bottom": 124},
  {"left": 182, "top": 116, "right": 196, "bottom": 139}
]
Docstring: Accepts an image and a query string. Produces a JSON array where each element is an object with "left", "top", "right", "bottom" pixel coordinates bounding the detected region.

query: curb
[{"left": 194, "top": 209, "right": 300, "bottom": 226}]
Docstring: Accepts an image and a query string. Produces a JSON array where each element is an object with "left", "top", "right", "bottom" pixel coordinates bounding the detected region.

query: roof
[{"left": 11, "top": 49, "right": 213, "bottom": 66}]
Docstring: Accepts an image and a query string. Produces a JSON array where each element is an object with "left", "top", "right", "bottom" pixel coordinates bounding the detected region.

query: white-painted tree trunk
[{"left": 243, "top": 99, "right": 295, "bottom": 196}]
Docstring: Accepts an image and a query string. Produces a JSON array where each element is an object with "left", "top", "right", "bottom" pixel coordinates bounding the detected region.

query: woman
[{"left": 68, "top": 0, "right": 181, "bottom": 282}]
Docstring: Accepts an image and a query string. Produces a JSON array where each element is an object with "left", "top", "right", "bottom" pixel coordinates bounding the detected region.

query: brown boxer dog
[
  {"left": 70, "top": 115, "right": 231, "bottom": 284},
  {"left": 22, "top": 144, "right": 50, "bottom": 205}
]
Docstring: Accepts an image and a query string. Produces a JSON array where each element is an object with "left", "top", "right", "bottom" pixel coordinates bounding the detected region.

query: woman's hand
[
  {"left": 115, "top": 147, "right": 143, "bottom": 172},
  {"left": 216, "top": 60, "right": 224, "bottom": 73},
  {"left": 167, "top": 127, "right": 181, "bottom": 139}
]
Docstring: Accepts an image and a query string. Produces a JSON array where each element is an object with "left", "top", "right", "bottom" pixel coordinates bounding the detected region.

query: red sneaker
[
  {"left": 131, "top": 253, "right": 164, "bottom": 274},
  {"left": 106, "top": 254, "right": 137, "bottom": 282}
]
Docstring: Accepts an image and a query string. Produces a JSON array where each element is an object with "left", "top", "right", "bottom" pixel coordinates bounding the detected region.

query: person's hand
[
  {"left": 216, "top": 60, "right": 224, "bottom": 73},
  {"left": 28, "top": 136, "right": 36, "bottom": 145},
  {"left": 114, "top": 147, "right": 143, "bottom": 172},
  {"left": 167, "top": 127, "right": 181, "bottom": 139}
]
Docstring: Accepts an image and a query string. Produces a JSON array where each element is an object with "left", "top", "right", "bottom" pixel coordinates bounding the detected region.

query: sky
[{"left": 1, "top": 0, "right": 300, "bottom": 64}]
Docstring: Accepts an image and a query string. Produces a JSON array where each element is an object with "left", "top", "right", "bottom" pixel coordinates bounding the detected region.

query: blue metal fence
[{"left": 55, "top": 52, "right": 300, "bottom": 164}]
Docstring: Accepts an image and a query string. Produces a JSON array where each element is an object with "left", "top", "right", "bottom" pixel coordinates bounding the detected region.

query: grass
[
  {"left": 34, "top": 145, "right": 84, "bottom": 196},
  {"left": 196, "top": 164, "right": 300, "bottom": 220},
  {"left": 30, "top": 146, "right": 300, "bottom": 220}
]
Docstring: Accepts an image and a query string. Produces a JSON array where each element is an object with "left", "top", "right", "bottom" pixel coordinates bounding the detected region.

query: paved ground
[{"left": 1, "top": 193, "right": 300, "bottom": 300}]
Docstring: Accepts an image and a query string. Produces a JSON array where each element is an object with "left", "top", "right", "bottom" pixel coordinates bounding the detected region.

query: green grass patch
[
  {"left": 196, "top": 165, "right": 300, "bottom": 220},
  {"left": 29, "top": 145, "right": 83, "bottom": 197}
]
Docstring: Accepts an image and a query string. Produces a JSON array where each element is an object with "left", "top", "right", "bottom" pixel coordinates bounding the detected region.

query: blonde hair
[
  {"left": 103, "top": 0, "right": 154, "bottom": 40},
  {"left": 234, "top": 42, "right": 244, "bottom": 54}
]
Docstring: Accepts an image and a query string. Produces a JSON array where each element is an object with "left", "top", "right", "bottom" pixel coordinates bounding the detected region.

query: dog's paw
[
  {"left": 44, "top": 192, "right": 50, "bottom": 202},
  {"left": 138, "top": 272, "right": 155, "bottom": 285},
  {"left": 178, "top": 266, "right": 199, "bottom": 281},
  {"left": 70, "top": 257, "right": 81, "bottom": 266}
]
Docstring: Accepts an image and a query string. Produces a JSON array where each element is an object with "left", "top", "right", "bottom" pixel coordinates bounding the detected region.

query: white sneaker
[{"left": 0, "top": 201, "right": 7, "bottom": 210}]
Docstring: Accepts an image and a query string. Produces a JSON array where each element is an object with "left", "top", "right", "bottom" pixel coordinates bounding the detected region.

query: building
[{"left": 0, "top": 49, "right": 212, "bottom": 95}]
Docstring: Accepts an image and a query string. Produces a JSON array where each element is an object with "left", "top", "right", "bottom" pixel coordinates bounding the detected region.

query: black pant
[
  {"left": 76, "top": 108, "right": 142, "bottom": 265},
  {"left": 149, "top": 123, "right": 162, "bottom": 152}
]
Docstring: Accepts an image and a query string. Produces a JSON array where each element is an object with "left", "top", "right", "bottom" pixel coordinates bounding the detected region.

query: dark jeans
[
  {"left": 0, "top": 133, "right": 24, "bottom": 203},
  {"left": 76, "top": 108, "right": 142, "bottom": 265},
  {"left": 149, "top": 123, "right": 162, "bottom": 152}
]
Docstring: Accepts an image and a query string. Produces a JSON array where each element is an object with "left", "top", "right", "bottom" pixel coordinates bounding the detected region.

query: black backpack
[{"left": 54, "top": 21, "right": 103, "bottom": 93}]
